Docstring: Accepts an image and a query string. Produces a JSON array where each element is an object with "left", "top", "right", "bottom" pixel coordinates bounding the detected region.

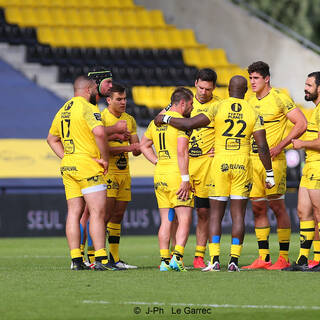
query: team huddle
[{"left": 47, "top": 62, "right": 320, "bottom": 273}]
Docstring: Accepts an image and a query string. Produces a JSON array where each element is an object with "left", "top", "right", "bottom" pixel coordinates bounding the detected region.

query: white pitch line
[{"left": 82, "top": 300, "right": 320, "bottom": 310}]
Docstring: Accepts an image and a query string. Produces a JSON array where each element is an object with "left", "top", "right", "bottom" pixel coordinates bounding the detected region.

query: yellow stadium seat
[
  {"left": 111, "top": 29, "right": 128, "bottom": 48},
  {"left": 19, "top": 8, "right": 38, "bottom": 27},
  {"left": 78, "top": 9, "right": 96, "bottom": 27},
  {"left": 138, "top": 29, "right": 157, "bottom": 48},
  {"left": 121, "top": 10, "right": 140, "bottom": 28},
  {"left": 214, "top": 87, "right": 229, "bottom": 100},
  {"left": 95, "top": 10, "right": 111, "bottom": 27},
  {"left": 149, "top": 10, "right": 167, "bottom": 28},
  {"left": 209, "top": 48, "right": 230, "bottom": 67},
  {"left": 109, "top": 9, "right": 126, "bottom": 28},
  {"left": 36, "top": 7, "right": 54, "bottom": 26},
  {"left": 96, "top": 29, "right": 114, "bottom": 48},
  {"left": 4, "top": 7, "right": 22, "bottom": 25},
  {"left": 23, "top": 0, "right": 39, "bottom": 7},
  {"left": 125, "top": 29, "right": 143, "bottom": 48},
  {"left": 153, "top": 29, "right": 173, "bottom": 48},
  {"left": 50, "top": 8, "right": 67, "bottom": 27},
  {"left": 135, "top": 10, "right": 154, "bottom": 29},
  {"left": 81, "top": 28, "right": 100, "bottom": 47},
  {"left": 67, "top": 27, "right": 86, "bottom": 47},
  {"left": 53, "top": 27, "right": 71, "bottom": 47},
  {"left": 37, "top": 26, "right": 55, "bottom": 46}
]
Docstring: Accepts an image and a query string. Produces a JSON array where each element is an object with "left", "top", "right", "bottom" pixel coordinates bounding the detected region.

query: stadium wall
[
  {"left": 0, "top": 191, "right": 299, "bottom": 237},
  {"left": 135, "top": 0, "right": 320, "bottom": 106}
]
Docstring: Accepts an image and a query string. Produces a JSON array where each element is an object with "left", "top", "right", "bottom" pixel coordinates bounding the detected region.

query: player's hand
[
  {"left": 207, "top": 147, "right": 215, "bottom": 157},
  {"left": 176, "top": 181, "right": 192, "bottom": 201},
  {"left": 94, "top": 158, "right": 108, "bottom": 174},
  {"left": 270, "top": 145, "right": 282, "bottom": 160},
  {"left": 265, "top": 169, "right": 275, "bottom": 189},
  {"left": 129, "top": 143, "right": 140, "bottom": 153},
  {"left": 154, "top": 114, "right": 165, "bottom": 127},
  {"left": 114, "top": 120, "right": 127, "bottom": 133},
  {"left": 292, "top": 139, "right": 304, "bottom": 150}
]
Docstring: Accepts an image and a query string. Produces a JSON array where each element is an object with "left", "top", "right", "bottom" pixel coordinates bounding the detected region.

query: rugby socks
[
  {"left": 255, "top": 227, "right": 270, "bottom": 262},
  {"left": 160, "top": 249, "right": 171, "bottom": 263},
  {"left": 230, "top": 238, "right": 242, "bottom": 265},
  {"left": 209, "top": 235, "right": 220, "bottom": 264},
  {"left": 313, "top": 240, "right": 320, "bottom": 262},
  {"left": 80, "top": 244, "right": 85, "bottom": 262},
  {"left": 173, "top": 245, "right": 184, "bottom": 260},
  {"left": 277, "top": 228, "right": 291, "bottom": 262},
  {"left": 195, "top": 245, "right": 206, "bottom": 258},
  {"left": 70, "top": 248, "right": 82, "bottom": 260},
  {"left": 296, "top": 220, "right": 315, "bottom": 265},
  {"left": 107, "top": 222, "right": 121, "bottom": 263},
  {"left": 95, "top": 248, "right": 109, "bottom": 264},
  {"left": 80, "top": 223, "right": 85, "bottom": 261},
  {"left": 170, "top": 245, "right": 175, "bottom": 257}
]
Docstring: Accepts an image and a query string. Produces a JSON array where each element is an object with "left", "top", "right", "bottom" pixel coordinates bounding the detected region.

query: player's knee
[{"left": 197, "top": 208, "right": 209, "bottom": 222}]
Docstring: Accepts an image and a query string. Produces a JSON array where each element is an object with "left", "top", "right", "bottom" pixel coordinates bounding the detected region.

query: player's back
[
  {"left": 145, "top": 111, "right": 189, "bottom": 175},
  {"left": 214, "top": 97, "right": 263, "bottom": 156}
]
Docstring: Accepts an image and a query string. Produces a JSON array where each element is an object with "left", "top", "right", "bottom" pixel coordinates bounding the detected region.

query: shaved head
[
  {"left": 73, "top": 75, "right": 98, "bottom": 105},
  {"left": 229, "top": 75, "right": 248, "bottom": 98},
  {"left": 73, "top": 75, "right": 94, "bottom": 91}
]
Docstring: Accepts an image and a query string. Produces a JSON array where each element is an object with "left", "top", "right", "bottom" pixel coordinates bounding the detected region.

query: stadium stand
[{"left": 0, "top": 1, "right": 252, "bottom": 121}]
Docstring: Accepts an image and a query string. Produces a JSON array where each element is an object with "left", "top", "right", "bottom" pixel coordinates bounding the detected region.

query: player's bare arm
[
  {"left": 253, "top": 129, "right": 275, "bottom": 189},
  {"left": 292, "top": 132, "right": 320, "bottom": 151},
  {"left": 176, "top": 136, "right": 192, "bottom": 201},
  {"left": 140, "top": 135, "right": 158, "bottom": 165},
  {"left": 129, "top": 134, "right": 141, "bottom": 156},
  {"left": 154, "top": 113, "right": 210, "bottom": 130},
  {"left": 47, "top": 133, "right": 64, "bottom": 159},
  {"left": 270, "top": 108, "right": 307, "bottom": 159}
]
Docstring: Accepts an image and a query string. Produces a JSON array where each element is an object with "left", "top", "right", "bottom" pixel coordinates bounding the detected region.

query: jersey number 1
[{"left": 61, "top": 119, "right": 71, "bottom": 138}]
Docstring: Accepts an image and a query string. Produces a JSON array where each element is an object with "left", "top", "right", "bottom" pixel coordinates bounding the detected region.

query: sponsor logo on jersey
[{"left": 94, "top": 113, "right": 102, "bottom": 121}]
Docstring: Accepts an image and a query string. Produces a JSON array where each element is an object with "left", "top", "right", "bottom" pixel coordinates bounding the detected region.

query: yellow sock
[
  {"left": 160, "top": 249, "right": 170, "bottom": 261},
  {"left": 297, "top": 220, "right": 315, "bottom": 264},
  {"left": 209, "top": 243, "right": 220, "bottom": 264},
  {"left": 174, "top": 245, "right": 184, "bottom": 258},
  {"left": 313, "top": 240, "right": 320, "bottom": 262},
  {"left": 87, "top": 246, "right": 95, "bottom": 263},
  {"left": 70, "top": 248, "right": 82, "bottom": 259},
  {"left": 255, "top": 227, "right": 270, "bottom": 261},
  {"left": 107, "top": 222, "right": 121, "bottom": 263},
  {"left": 277, "top": 228, "right": 291, "bottom": 262},
  {"left": 230, "top": 244, "right": 242, "bottom": 258},
  {"left": 195, "top": 245, "right": 206, "bottom": 258},
  {"left": 95, "top": 248, "right": 108, "bottom": 264}
]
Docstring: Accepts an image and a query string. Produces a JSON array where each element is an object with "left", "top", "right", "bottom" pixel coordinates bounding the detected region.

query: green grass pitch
[{"left": 0, "top": 233, "right": 319, "bottom": 320}]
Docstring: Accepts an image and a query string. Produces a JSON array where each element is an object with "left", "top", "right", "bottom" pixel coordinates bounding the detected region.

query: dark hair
[
  {"left": 248, "top": 61, "right": 270, "bottom": 78},
  {"left": 108, "top": 83, "right": 126, "bottom": 97},
  {"left": 195, "top": 68, "right": 217, "bottom": 84},
  {"left": 308, "top": 72, "right": 320, "bottom": 86},
  {"left": 171, "top": 87, "right": 193, "bottom": 105}
]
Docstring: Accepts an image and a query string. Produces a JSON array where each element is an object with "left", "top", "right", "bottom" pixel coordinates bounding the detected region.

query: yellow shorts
[
  {"left": 208, "top": 155, "right": 252, "bottom": 198},
  {"left": 300, "top": 162, "right": 320, "bottom": 189},
  {"left": 154, "top": 173, "right": 194, "bottom": 208},
  {"left": 250, "top": 156, "right": 286, "bottom": 198},
  {"left": 105, "top": 173, "right": 131, "bottom": 201},
  {"left": 189, "top": 156, "right": 214, "bottom": 198},
  {"left": 62, "top": 172, "right": 107, "bottom": 200}
]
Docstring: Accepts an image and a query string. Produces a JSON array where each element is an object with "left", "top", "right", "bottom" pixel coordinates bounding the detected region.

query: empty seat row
[
  {"left": 37, "top": 27, "right": 200, "bottom": 49},
  {"left": 0, "top": 24, "right": 37, "bottom": 45},
  {"left": 0, "top": 0, "right": 135, "bottom": 9},
  {"left": 183, "top": 47, "right": 232, "bottom": 69},
  {"left": 58, "top": 65, "right": 198, "bottom": 87},
  {"left": 4, "top": 7, "right": 167, "bottom": 29},
  {"left": 26, "top": 46, "right": 185, "bottom": 68}
]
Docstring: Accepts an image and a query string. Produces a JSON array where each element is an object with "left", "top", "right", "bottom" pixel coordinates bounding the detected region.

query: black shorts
[{"left": 194, "top": 196, "right": 210, "bottom": 209}]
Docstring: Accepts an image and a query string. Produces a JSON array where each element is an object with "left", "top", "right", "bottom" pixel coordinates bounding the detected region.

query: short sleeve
[
  {"left": 83, "top": 102, "right": 104, "bottom": 131},
  {"left": 49, "top": 113, "right": 60, "bottom": 137}
]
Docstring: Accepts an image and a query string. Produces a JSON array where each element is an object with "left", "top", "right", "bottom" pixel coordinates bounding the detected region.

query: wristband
[
  {"left": 181, "top": 175, "right": 190, "bottom": 182},
  {"left": 266, "top": 169, "right": 274, "bottom": 177},
  {"left": 163, "top": 115, "right": 172, "bottom": 124}
]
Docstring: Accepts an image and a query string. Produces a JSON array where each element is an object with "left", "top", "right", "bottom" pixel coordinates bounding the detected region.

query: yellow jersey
[
  {"left": 49, "top": 96, "right": 104, "bottom": 177},
  {"left": 188, "top": 95, "right": 221, "bottom": 158},
  {"left": 203, "top": 97, "right": 264, "bottom": 156},
  {"left": 101, "top": 108, "right": 137, "bottom": 174},
  {"left": 305, "top": 102, "right": 320, "bottom": 163},
  {"left": 144, "top": 111, "right": 190, "bottom": 174},
  {"left": 248, "top": 88, "right": 296, "bottom": 158}
]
